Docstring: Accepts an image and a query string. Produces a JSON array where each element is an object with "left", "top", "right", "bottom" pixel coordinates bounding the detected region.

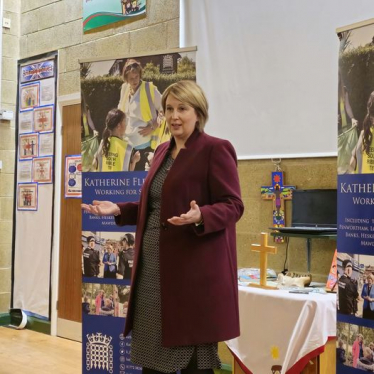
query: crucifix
[
  {"left": 249, "top": 232, "right": 278, "bottom": 290},
  {"left": 261, "top": 159, "right": 296, "bottom": 242}
]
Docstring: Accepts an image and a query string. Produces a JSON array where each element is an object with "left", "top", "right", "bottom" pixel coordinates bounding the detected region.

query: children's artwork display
[
  {"left": 19, "top": 133, "right": 38, "bottom": 159},
  {"left": 80, "top": 48, "right": 196, "bottom": 374},
  {"left": 13, "top": 54, "right": 57, "bottom": 319},
  {"left": 34, "top": 106, "right": 54, "bottom": 132},
  {"left": 20, "top": 83, "right": 39, "bottom": 110},
  {"left": 336, "top": 20, "right": 374, "bottom": 374},
  {"left": 33, "top": 157, "right": 53, "bottom": 183}
]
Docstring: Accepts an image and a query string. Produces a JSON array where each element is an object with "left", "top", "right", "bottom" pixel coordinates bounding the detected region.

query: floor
[{"left": 0, "top": 327, "right": 81, "bottom": 374}]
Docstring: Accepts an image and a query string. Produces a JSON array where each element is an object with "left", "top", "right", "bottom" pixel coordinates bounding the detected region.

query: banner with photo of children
[
  {"left": 80, "top": 48, "right": 196, "bottom": 374},
  {"left": 337, "top": 20, "right": 374, "bottom": 374}
]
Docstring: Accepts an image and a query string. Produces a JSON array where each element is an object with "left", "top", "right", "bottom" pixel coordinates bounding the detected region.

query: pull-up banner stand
[
  {"left": 336, "top": 18, "right": 374, "bottom": 374},
  {"left": 80, "top": 47, "right": 196, "bottom": 374},
  {"left": 13, "top": 52, "right": 58, "bottom": 320}
]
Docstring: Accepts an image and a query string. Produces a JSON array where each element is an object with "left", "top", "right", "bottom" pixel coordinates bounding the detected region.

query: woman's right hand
[{"left": 81, "top": 200, "right": 120, "bottom": 216}]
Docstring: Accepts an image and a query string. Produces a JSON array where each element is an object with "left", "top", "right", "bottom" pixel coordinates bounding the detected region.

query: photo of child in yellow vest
[{"left": 93, "top": 108, "right": 140, "bottom": 172}]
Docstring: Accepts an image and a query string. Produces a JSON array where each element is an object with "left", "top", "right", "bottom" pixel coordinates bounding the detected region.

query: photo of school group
[
  {"left": 80, "top": 51, "right": 196, "bottom": 172},
  {"left": 337, "top": 321, "right": 374, "bottom": 371},
  {"left": 82, "top": 282, "right": 130, "bottom": 319},
  {"left": 338, "top": 24, "right": 374, "bottom": 175},
  {"left": 337, "top": 253, "right": 374, "bottom": 319},
  {"left": 82, "top": 231, "right": 135, "bottom": 280}
]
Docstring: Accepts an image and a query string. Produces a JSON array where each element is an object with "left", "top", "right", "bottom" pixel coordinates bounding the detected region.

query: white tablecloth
[{"left": 226, "top": 286, "right": 336, "bottom": 374}]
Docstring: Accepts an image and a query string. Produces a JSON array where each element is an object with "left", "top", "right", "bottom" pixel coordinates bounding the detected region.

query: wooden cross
[
  {"left": 250, "top": 232, "right": 278, "bottom": 290},
  {"left": 261, "top": 171, "right": 296, "bottom": 242}
]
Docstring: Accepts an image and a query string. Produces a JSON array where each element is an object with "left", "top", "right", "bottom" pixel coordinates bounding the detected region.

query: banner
[
  {"left": 83, "top": 0, "right": 146, "bottom": 32},
  {"left": 337, "top": 21, "right": 374, "bottom": 373},
  {"left": 80, "top": 49, "right": 196, "bottom": 373},
  {"left": 13, "top": 53, "right": 58, "bottom": 318}
]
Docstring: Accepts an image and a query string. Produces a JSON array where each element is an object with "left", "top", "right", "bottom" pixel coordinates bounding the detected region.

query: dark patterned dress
[{"left": 130, "top": 153, "right": 221, "bottom": 372}]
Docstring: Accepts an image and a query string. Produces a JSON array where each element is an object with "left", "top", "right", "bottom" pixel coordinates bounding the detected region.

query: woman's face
[
  {"left": 126, "top": 71, "right": 140, "bottom": 91},
  {"left": 165, "top": 94, "right": 198, "bottom": 143},
  {"left": 369, "top": 277, "right": 373, "bottom": 286}
]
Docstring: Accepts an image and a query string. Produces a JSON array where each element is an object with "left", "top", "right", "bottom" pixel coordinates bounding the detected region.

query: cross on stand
[
  {"left": 249, "top": 232, "right": 278, "bottom": 290},
  {"left": 261, "top": 170, "right": 295, "bottom": 243}
]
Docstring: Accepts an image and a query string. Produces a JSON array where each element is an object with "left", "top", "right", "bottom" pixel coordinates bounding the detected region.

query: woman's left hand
[{"left": 167, "top": 200, "right": 202, "bottom": 226}]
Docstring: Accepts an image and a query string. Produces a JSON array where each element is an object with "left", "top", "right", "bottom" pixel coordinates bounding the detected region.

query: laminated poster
[
  {"left": 65, "top": 155, "right": 82, "bottom": 198},
  {"left": 18, "top": 160, "right": 33, "bottom": 183},
  {"left": 19, "top": 133, "right": 38, "bottom": 159},
  {"left": 33, "top": 157, "right": 53, "bottom": 184},
  {"left": 19, "top": 110, "right": 34, "bottom": 133},
  {"left": 17, "top": 183, "right": 38, "bottom": 211},
  {"left": 20, "top": 83, "right": 39, "bottom": 110},
  {"left": 39, "top": 133, "right": 54, "bottom": 156},
  {"left": 34, "top": 106, "right": 54, "bottom": 132}
]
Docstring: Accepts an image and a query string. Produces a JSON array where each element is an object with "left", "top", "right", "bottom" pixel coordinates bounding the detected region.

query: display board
[
  {"left": 336, "top": 19, "right": 374, "bottom": 374},
  {"left": 181, "top": 0, "right": 374, "bottom": 159},
  {"left": 80, "top": 48, "right": 196, "bottom": 374},
  {"left": 13, "top": 53, "right": 58, "bottom": 318}
]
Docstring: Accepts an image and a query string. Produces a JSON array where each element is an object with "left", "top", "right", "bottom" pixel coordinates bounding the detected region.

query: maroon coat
[{"left": 115, "top": 129, "right": 244, "bottom": 347}]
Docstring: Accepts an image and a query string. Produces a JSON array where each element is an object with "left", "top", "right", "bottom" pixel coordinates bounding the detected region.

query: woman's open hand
[
  {"left": 81, "top": 200, "right": 120, "bottom": 216},
  {"left": 167, "top": 200, "right": 202, "bottom": 226}
]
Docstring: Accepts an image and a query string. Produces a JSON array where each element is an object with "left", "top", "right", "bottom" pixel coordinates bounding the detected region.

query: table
[{"left": 226, "top": 286, "right": 336, "bottom": 374}]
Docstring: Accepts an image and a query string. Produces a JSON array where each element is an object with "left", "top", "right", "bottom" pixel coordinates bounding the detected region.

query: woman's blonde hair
[
  {"left": 122, "top": 59, "right": 142, "bottom": 81},
  {"left": 162, "top": 80, "right": 209, "bottom": 131}
]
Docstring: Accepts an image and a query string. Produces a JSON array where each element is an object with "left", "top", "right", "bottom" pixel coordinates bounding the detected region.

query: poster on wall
[
  {"left": 65, "top": 155, "right": 82, "bottom": 198},
  {"left": 83, "top": 0, "right": 147, "bottom": 32},
  {"left": 336, "top": 21, "right": 374, "bottom": 373},
  {"left": 80, "top": 48, "right": 196, "bottom": 374},
  {"left": 18, "top": 110, "right": 33, "bottom": 133}
]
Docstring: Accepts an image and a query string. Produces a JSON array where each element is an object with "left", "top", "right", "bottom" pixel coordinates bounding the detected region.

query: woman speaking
[{"left": 82, "top": 80, "right": 244, "bottom": 374}]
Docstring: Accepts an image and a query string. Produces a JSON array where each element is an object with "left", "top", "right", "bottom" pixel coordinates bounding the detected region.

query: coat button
[{"left": 161, "top": 222, "right": 168, "bottom": 230}]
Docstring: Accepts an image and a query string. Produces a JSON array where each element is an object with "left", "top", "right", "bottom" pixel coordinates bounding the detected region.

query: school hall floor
[{"left": 0, "top": 327, "right": 81, "bottom": 374}]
